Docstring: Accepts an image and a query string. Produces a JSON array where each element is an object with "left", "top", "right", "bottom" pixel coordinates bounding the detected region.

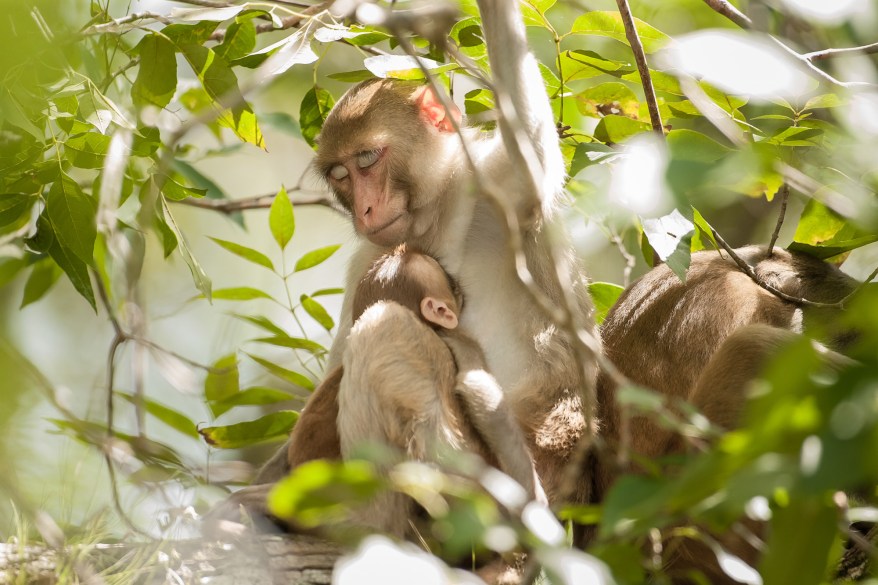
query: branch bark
[
  {"left": 804, "top": 41, "right": 878, "bottom": 61},
  {"left": 767, "top": 183, "right": 790, "bottom": 256},
  {"left": 615, "top": 0, "right": 664, "bottom": 136},
  {"left": 175, "top": 192, "right": 341, "bottom": 214}
]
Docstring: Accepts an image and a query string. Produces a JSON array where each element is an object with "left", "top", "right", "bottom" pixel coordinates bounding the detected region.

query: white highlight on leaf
[
  {"left": 777, "top": 0, "right": 863, "bottom": 25},
  {"left": 665, "top": 30, "right": 812, "bottom": 100},
  {"left": 333, "top": 535, "right": 485, "bottom": 585},
  {"left": 609, "top": 133, "right": 669, "bottom": 216},
  {"left": 480, "top": 467, "right": 527, "bottom": 510},
  {"left": 483, "top": 525, "right": 518, "bottom": 553},
  {"left": 800, "top": 434, "right": 823, "bottom": 475},
  {"left": 745, "top": 496, "right": 772, "bottom": 521},
  {"left": 364, "top": 55, "right": 445, "bottom": 78},
  {"left": 170, "top": 6, "right": 246, "bottom": 22},
  {"left": 537, "top": 548, "right": 616, "bottom": 585},
  {"left": 641, "top": 209, "right": 694, "bottom": 261},
  {"left": 847, "top": 92, "right": 878, "bottom": 137},
  {"left": 715, "top": 549, "right": 763, "bottom": 585},
  {"left": 522, "top": 500, "right": 565, "bottom": 546}
]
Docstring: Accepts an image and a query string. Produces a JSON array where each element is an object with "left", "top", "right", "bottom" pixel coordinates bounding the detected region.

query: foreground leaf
[
  {"left": 588, "top": 282, "right": 624, "bottom": 325},
  {"left": 247, "top": 353, "right": 315, "bottom": 391},
  {"left": 300, "top": 86, "right": 335, "bottom": 149},
  {"left": 210, "top": 237, "right": 274, "bottom": 271},
  {"left": 199, "top": 411, "right": 299, "bottom": 449},
  {"left": 301, "top": 295, "right": 334, "bottom": 331},
  {"left": 269, "top": 187, "right": 295, "bottom": 250},
  {"left": 295, "top": 244, "right": 341, "bottom": 272}
]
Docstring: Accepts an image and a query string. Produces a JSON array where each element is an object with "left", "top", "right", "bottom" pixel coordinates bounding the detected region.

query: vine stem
[{"left": 767, "top": 183, "right": 790, "bottom": 257}]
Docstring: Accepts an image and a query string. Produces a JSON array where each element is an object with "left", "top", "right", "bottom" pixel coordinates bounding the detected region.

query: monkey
[
  {"left": 256, "top": 0, "right": 597, "bottom": 516},
  {"left": 589, "top": 245, "right": 858, "bottom": 583},
  {"left": 338, "top": 243, "right": 546, "bottom": 535}
]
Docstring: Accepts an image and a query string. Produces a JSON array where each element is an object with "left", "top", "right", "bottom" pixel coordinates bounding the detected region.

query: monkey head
[
  {"left": 352, "top": 244, "right": 463, "bottom": 329},
  {"left": 314, "top": 80, "right": 463, "bottom": 246}
]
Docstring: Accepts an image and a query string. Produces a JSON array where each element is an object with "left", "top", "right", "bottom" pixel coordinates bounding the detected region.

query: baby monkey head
[{"left": 353, "top": 244, "right": 462, "bottom": 330}]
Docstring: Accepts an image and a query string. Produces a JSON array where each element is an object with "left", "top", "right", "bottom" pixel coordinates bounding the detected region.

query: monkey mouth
[{"left": 367, "top": 213, "right": 405, "bottom": 237}]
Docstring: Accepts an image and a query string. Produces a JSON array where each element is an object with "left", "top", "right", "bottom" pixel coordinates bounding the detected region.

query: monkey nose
[{"left": 363, "top": 206, "right": 372, "bottom": 218}]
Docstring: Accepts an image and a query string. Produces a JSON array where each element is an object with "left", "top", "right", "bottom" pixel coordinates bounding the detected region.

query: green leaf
[
  {"left": 161, "top": 199, "right": 212, "bottom": 300},
  {"left": 0, "top": 193, "right": 37, "bottom": 227},
  {"left": 133, "top": 34, "right": 178, "bottom": 108},
  {"left": 363, "top": 55, "right": 457, "bottom": 80},
  {"left": 20, "top": 259, "right": 62, "bottom": 308},
  {"left": 254, "top": 335, "right": 326, "bottom": 356},
  {"left": 162, "top": 21, "right": 219, "bottom": 45},
  {"left": 327, "top": 70, "right": 376, "bottom": 83},
  {"left": 464, "top": 88, "right": 494, "bottom": 116},
  {"left": 0, "top": 257, "right": 27, "bottom": 287},
  {"left": 46, "top": 173, "right": 97, "bottom": 265},
  {"left": 214, "top": 18, "right": 256, "bottom": 61},
  {"left": 803, "top": 93, "right": 845, "bottom": 110},
  {"left": 295, "top": 245, "right": 341, "bottom": 272},
  {"left": 118, "top": 392, "right": 199, "bottom": 438},
  {"left": 667, "top": 129, "right": 730, "bottom": 163},
  {"left": 199, "top": 411, "right": 299, "bottom": 449},
  {"left": 761, "top": 497, "right": 838, "bottom": 585},
  {"left": 267, "top": 459, "right": 383, "bottom": 525},
  {"left": 691, "top": 207, "right": 717, "bottom": 252},
  {"left": 558, "top": 50, "right": 629, "bottom": 83},
  {"left": 300, "top": 86, "right": 335, "bottom": 150},
  {"left": 154, "top": 197, "right": 178, "bottom": 257},
  {"left": 158, "top": 174, "right": 207, "bottom": 201},
  {"left": 521, "top": 0, "right": 556, "bottom": 27},
  {"left": 789, "top": 199, "right": 878, "bottom": 259},
  {"left": 568, "top": 143, "right": 615, "bottom": 177},
  {"left": 569, "top": 11, "right": 670, "bottom": 53},
  {"left": 212, "top": 387, "right": 296, "bottom": 417},
  {"left": 312, "top": 287, "right": 344, "bottom": 297},
  {"left": 178, "top": 44, "right": 265, "bottom": 149},
  {"left": 575, "top": 82, "right": 639, "bottom": 118},
  {"left": 233, "top": 314, "right": 288, "bottom": 337},
  {"left": 768, "top": 126, "right": 823, "bottom": 147},
  {"left": 587, "top": 282, "right": 624, "bottom": 326},
  {"left": 209, "top": 237, "right": 274, "bottom": 271},
  {"left": 246, "top": 353, "right": 315, "bottom": 391},
  {"left": 64, "top": 132, "right": 112, "bottom": 169},
  {"left": 270, "top": 186, "right": 295, "bottom": 249},
  {"left": 641, "top": 209, "right": 695, "bottom": 282},
  {"left": 48, "top": 234, "right": 96, "bottom": 311},
  {"left": 211, "top": 287, "right": 274, "bottom": 301},
  {"left": 593, "top": 115, "right": 651, "bottom": 144},
  {"left": 205, "top": 354, "right": 239, "bottom": 405},
  {"left": 301, "top": 295, "right": 334, "bottom": 331}
]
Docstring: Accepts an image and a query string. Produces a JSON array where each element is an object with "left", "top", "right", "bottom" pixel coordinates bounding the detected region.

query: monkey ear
[
  {"left": 420, "top": 297, "right": 459, "bottom": 329},
  {"left": 413, "top": 85, "right": 461, "bottom": 133}
]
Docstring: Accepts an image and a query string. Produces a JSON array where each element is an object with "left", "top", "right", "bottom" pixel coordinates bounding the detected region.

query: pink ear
[{"left": 413, "top": 85, "right": 461, "bottom": 133}]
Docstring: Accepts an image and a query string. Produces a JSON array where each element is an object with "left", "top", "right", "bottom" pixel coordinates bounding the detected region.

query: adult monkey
[{"left": 254, "top": 0, "right": 598, "bottom": 513}]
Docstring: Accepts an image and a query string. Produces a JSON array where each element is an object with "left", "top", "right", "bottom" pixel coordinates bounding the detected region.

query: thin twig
[
  {"left": 711, "top": 228, "right": 841, "bottom": 308},
  {"left": 210, "top": 3, "right": 326, "bottom": 42},
  {"left": 767, "top": 183, "right": 790, "bottom": 256},
  {"left": 699, "top": 0, "right": 874, "bottom": 88},
  {"left": 608, "top": 226, "right": 635, "bottom": 288},
  {"left": 82, "top": 12, "right": 171, "bottom": 35},
  {"left": 804, "top": 42, "right": 878, "bottom": 61},
  {"left": 615, "top": 0, "right": 664, "bottom": 136},
  {"left": 175, "top": 192, "right": 341, "bottom": 213}
]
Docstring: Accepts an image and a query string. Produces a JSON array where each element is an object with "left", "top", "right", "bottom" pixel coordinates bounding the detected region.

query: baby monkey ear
[
  {"left": 420, "top": 297, "right": 459, "bottom": 330},
  {"left": 412, "top": 85, "right": 461, "bottom": 133}
]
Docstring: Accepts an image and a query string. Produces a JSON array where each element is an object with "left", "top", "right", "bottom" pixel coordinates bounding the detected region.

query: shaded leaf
[
  {"left": 118, "top": 392, "right": 199, "bottom": 438},
  {"left": 133, "top": 34, "right": 177, "bottom": 108},
  {"left": 301, "top": 295, "right": 334, "bottom": 331},
  {"left": 247, "top": 353, "right": 315, "bottom": 391},
  {"left": 205, "top": 354, "right": 239, "bottom": 405},
  {"left": 295, "top": 244, "right": 341, "bottom": 272},
  {"left": 21, "top": 260, "right": 62, "bottom": 308},
  {"left": 464, "top": 88, "right": 494, "bottom": 116},
  {"left": 300, "top": 86, "right": 335, "bottom": 149},
  {"left": 199, "top": 411, "right": 299, "bottom": 449},
  {"left": 64, "top": 132, "right": 112, "bottom": 169},
  {"left": 804, "top": 93, "right": 845, "bottom": 110},
  {"left": 521, "top": 0, "right": 556, "bottom": 27},
  {"left": 162, "top": 199, "right": 212, "bottom": 300},
  {"left": 588, "top": 282, "right": 624, "bottom": 326},
  {"left": 47, "top": 234, "right": 95, "bottom": 310},
  {"left": 667, "top": 129, "right": 730, "bottom": 163},
  {"left": 46, "top": 173, "right": 97, "bottom": 265},
  {"left": 0, "top": 193, "right": 37, "bottom": 227},
  {"left": 209, "top": 237, "right": 274, "bottom": 271}
]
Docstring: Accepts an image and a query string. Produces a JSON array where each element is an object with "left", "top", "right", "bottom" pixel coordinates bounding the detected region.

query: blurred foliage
[{"left": 0, "top": 0, "right": 876, "bottom": 583}]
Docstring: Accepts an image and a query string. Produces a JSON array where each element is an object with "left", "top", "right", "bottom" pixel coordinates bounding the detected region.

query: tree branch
[
  {"left": 804, "top": 42, "right": 878, "bottom": 61},
  {"left": 767, "top": 183, "right": 790, "bottom": 256},
  {"left": 699, "top": 0, "right": 875, "bottom": 88},
  {"left": 82, "top": 12, "right": 171, "bottom": 34},
  {"left": 615, "top": 0, "right": 664, "bottom": 136},
  {"left": 175, "top": 192, "right": 341, "bottom": 214}
]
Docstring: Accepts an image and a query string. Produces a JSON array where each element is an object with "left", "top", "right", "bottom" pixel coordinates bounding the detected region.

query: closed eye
[
  {"left": 329, "top": 165, "right": 349, "bottom": 180},
  {"left": 356, "top": 149, "right": 381, "bottom": 169}
]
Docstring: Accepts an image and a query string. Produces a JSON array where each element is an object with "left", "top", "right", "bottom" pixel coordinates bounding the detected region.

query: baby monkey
[{"left": 344, "top": 244, "right": 545, "bottom": 510}]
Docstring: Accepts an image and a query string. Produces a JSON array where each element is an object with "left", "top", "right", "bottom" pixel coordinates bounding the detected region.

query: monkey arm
[
  {"left": 476, "top": 0, "right": 566, "bottom": 212},
  {"left": 441, "top": 330, "right": 546, "bottom": 503}
]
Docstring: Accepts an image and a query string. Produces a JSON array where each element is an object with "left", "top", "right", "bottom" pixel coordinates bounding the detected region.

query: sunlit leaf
[
  {"left": 312, "top": 287, "right": 344, "bottom": 297},
  {"left": 569, "top": 11, "right": 670, "bottom": 53},
  {"left": 199, "top": 411, "right": 298, "bottom": 449},
  {"left": 363, "top": 55, "right": 456, "bottom": 80},
  {"left": 246, "top": 353, "right": 315, "bottom": 391},
  {"left": 300, "top": 86, "right": 335, "bottom": 149},
  {"left": 464, "top": 88, "right": 494, "bottom": 116},
  {"left": 575, "top": 82, "right": 639, "bottom": 118},
  {"left": 170, "top": 5, "right": 246, "bottom": 21},
  {"left": 209, "top": 237, "right": 274, "bottom": 271},
  {"left": 211, "top": 287, "right": 274, "bottom": 301},
  {"left": 215, "top": 18, "right": 257, "bottom": 61},
  {"left": 521, "top": 0, "right": 556, "bottom": 27},
  {"left": 301, "top": 295, "right": 334, "bottom": 331},
  {"left": 295, "top": 244, "right": 341, "bottom": 272},
  {"left": 641, "top": 209, "right": 694, "bottom": 281},
  {"left": 587, "top": 282, "right": 624, "bottom": 325},
  {"left": 593, "top": 115, "right": 651, "bottom": 144},
  {"left": 158, "top": 174, "right": 207, "bottom": 201},
  {"left": 558, "top": 50, "right": 629, "bottom": 83},
  {"left": 64, "top": 132, "right": 111, "bottom": 169},
  {"left": 255, "top": 27, "right": 319, "bottom": 78},
  {"left": 269, "top": 187, "right": 295, "bottom": 250},
  {"left": 789, "top": 199, "right": 878, "bottom": 259},
  {"left": 133, "top": 34, "right": 177, "bottom": 108}
]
